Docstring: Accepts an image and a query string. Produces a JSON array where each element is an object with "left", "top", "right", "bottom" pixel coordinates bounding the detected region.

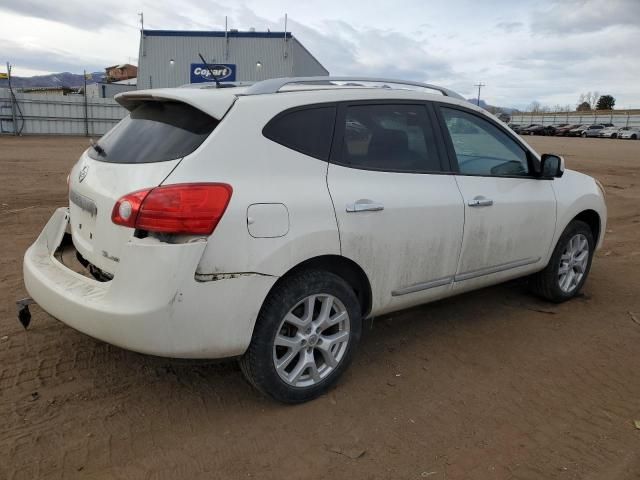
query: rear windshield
[{"left": 88, "top": 101, "right": 218, "bottom": 163}]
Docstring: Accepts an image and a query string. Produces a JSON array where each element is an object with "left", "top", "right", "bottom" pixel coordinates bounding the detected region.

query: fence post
[{"left": 83, "top": 70, "right": 89, "bottom": 137}]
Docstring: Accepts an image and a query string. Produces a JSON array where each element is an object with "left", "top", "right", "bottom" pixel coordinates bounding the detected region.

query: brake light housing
[{"left": 111, "top": 183, "right": 233, "bottom": 235}]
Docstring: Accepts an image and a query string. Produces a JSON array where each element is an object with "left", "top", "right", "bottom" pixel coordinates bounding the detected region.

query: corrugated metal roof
[{"left": 143, "top": 30, "right": 292, "bottom": 39}]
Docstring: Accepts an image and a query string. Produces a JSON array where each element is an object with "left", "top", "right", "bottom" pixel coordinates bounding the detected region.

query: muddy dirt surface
[{"left": 1, "top": 135, "right": 639, "bottom": 479}]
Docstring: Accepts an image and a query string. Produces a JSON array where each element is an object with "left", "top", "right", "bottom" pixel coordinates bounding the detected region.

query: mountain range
[{"left": 0, "top": 72, "right": 104, "bottom": 88}]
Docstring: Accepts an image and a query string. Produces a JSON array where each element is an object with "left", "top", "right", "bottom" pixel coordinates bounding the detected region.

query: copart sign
[{"left": 190, "top": 63, "right": 236, "bottom": 83}]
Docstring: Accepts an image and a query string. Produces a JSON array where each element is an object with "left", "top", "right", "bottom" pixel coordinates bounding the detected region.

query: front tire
[
  {"left": 240, "top": 270, "right": 362, "bottom": 403},
  {"left": 581, "top": 132, "right": 587, "bottom": 138},
  {"left": 529, "top": 220, "right": 595, "bottom": 302}
]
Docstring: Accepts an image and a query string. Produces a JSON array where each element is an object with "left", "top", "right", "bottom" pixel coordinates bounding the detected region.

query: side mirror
[{"left": 540, "top": 153, "right": 565, "bottom": 178}]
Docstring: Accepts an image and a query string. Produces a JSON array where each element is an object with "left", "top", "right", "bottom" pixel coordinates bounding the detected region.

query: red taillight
[{"left": 111, "top": 183, "right": 232, "bottom": 235}]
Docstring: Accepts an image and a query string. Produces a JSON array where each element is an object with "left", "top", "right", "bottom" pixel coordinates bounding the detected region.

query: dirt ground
[{"left": 1, "top": 135, "right": 639, "bottom": 480}]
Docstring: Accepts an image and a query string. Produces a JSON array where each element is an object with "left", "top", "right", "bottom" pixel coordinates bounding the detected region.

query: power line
[{"left": 474, "top": 82, "right": 486, "bottom": 107}]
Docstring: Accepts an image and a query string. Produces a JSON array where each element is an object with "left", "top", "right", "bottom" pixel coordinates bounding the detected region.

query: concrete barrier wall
[{"left": 0, "top": 89, "right": 127, "bottom": 136}]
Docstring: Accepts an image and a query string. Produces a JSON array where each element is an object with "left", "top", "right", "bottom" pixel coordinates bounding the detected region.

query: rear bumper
[{"left": 23, "top": 208, "right": 277, "bottom": 358}]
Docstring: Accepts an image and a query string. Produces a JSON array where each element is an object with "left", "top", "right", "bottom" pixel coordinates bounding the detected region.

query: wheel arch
[
  {"left": 572, "top": 209, "right": 601, "bottom": 245},
  {"left": 264, "top": 254, "right": 373, "bottom": 318}
]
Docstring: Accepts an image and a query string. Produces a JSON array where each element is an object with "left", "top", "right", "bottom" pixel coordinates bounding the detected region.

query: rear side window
[
  {"left": 263, "top": 106, "right": 336, "bottom": 160},
  {"left": 338, "top": 104, "right": 440, "bottom": 172},
  {"left": 88, "top": 101, "right": 218, "bottom": 163}
]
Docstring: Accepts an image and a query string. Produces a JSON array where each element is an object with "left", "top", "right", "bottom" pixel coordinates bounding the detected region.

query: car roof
[{"left": 115, "top": 77, "right": 480, "bottom": 119}]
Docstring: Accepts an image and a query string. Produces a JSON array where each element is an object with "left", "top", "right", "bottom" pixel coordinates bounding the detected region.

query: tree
[
  {"left": 577, "top": 91, "right": 600, "bottom": 110},
  {"left": 527, "top": 101, "right": 542, "bottom": 113},
  {"left": 576, "top": 101, "right": 591, "bottom": 112},
  {"left": 596, "top": 95, "right": 615, "bottom": 110}
]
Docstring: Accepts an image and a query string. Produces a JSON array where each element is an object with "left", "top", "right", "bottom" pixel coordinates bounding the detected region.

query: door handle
[
  {"left": 468, "top": 196, "right": 494, "bottom": 207},
  {"left": 346, "top": 199, "right": 385, "bottom": 213}
]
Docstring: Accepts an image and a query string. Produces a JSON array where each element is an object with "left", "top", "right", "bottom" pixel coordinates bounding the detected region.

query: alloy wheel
[
  {"left": 558, "top": 233, "right": 589, "bottom": 293},
  {"left": 272, "top": 294, "right": 350, "bottom": 388}
]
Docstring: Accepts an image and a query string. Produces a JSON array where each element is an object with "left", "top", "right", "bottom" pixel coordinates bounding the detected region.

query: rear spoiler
[{"left": 115, "top": 88, "right": 237, "bottom": 120}]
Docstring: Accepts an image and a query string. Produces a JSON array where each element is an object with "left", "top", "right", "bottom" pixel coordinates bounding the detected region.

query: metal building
[{"left": 137, "top": 30, "right": 328, "bottom": 89}]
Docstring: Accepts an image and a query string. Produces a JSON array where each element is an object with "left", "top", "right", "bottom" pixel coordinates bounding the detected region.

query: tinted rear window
[
  {"left": 88, "top": 101, "right": 218, "bottom": 163},
  {"left": 263, "top": 106, "right": 336, "bottom": 160}
]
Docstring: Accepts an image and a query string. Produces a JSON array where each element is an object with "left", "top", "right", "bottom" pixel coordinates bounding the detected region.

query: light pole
[{"left": 474, "top": 82, "right": 486, "bottom": 107}]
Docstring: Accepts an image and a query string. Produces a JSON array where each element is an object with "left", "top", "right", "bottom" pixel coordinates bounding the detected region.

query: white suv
[{"left": 23, "top": 77, "right": 607, "bottom": 403}]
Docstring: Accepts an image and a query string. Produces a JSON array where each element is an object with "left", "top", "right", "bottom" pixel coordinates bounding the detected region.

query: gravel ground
[{"left": 1, "top": 135, "right": 639, "bottom": 480}]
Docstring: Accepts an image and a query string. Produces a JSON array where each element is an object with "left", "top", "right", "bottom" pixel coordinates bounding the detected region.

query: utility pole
[
  {"left": 474, "top": 82, "right": 486, "bottom": 107},
  {"left": 7, "top": 62, "right": 18, "bottom": 136}
]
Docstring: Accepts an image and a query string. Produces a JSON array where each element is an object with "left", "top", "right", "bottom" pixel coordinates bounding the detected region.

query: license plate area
[{"left": 69, "top": 189, "right": 98, "bottom": 252}]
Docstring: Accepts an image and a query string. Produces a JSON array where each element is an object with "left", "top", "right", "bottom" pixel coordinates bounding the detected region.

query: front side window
[
  {"left": 263, "top": 106, "right": 336, "bottom": 160},
  {"left": 441, "top": 107, "right": 529, "bottom": 176},
  {"left": 339, "top": 104, "right": 440, "bottom": 172},
  {"left": 88, "top": 101, "right": 218, "bottom": 164}
]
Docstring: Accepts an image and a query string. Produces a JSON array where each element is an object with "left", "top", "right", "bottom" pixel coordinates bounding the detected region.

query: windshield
[{"left": 88, "top": 101, "right": 218, "bottom": 164}]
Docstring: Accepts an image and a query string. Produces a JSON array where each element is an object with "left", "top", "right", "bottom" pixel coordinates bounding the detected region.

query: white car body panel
[
  {"left": 452, "top": 175, "right": 556, "bottom": 293},
  {"left": 116, "top": 87, "right": 238, "bottom": 120},
  {"left": 23, "top": 208, "right": 277, "bottom": 357},
  {"left": 550, "top": 169, "right": 607, "bottom": 250},
  {"left": 328, "top": 165, "right": 465, "bottom": 315},
  {"left": 23, "top": 83, "right": 608, "bottom": 359},
  {"left": 68, "top": 153, "right": 180, "bottom": 274},
  {"left": 164, "top": 94, "right": 342, "bottom": 277}
]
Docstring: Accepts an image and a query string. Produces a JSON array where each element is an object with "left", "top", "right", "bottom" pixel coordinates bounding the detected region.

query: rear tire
[
  {"left": 529, "top": 220, "right": 595, "bottom": 303},
  {"left": 632, "top": 134, "right": 638, "bottom": 140},
  {"left": 240, "top": 270, "right": 362, "bottom": 403}
]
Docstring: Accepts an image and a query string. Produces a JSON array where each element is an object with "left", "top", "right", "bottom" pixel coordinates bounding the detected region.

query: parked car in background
[
  {"left": 555, "top": 124, "right": 581, "bottom": 136},
  {"left": 544, "top": 124, "right": 569, "bottom": 136},
  {"left": 598, "top": 126, "right": 621, "bottom": 138},
  {"left": 618, "top": 127, "right": 640, "bottom": 140},
  {"left": 511, "top": 123, "right": 535, "bottom": 134},
  {"left": 581, "top": 125, "right": 605, "bottom": 137},
  {"left": 22, "top": 76, "right": 608, "bottom": 403},
  {"left": 567, "top": 125, "right": 590, "bottom": 137},
  {"left": 508, "top": 123, "right": 524, "bottom": 133},
  {"left": 521, "top": 124, "right": 546, "bottom": 135}
]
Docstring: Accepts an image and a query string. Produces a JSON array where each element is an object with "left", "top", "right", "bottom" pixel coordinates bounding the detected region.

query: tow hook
[{"left": 16, "top": 297, "right": 36, "bottom": 330}]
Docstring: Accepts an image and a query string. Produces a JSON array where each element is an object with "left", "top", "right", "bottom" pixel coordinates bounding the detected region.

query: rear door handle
[
  {"left": 468, "top": 196, "right": 494, "bottom": 207},
  {"left": 346, "top": 199, "right": 385, "bottom": 213}
]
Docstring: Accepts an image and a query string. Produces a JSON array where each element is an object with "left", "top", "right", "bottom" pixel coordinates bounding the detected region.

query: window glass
[
  {"left": 263, "top": 107, "right": 336, "bottom": 160},
  {"left": 441, "top": 107, "right": 529, "bottom": 176},
  {"left": 340, "top": 104, "right": 440, "bottom": 172},
  {"left": 88, "top": 101, "right": 218, "bottom": 164}
]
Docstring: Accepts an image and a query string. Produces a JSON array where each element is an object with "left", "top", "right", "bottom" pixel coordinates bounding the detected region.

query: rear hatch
[{"left": 68, "top": 90, "right": 236, "bottom": 275}]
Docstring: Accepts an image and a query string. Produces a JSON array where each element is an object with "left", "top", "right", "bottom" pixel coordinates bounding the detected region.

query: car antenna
[{"left": 198, "top": 53, "right": 221, "bottom": 88}]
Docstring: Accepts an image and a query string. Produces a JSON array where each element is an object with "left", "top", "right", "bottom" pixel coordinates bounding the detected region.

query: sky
[{"left": 0, "top": 0, "right": 639, "bottom": 109}]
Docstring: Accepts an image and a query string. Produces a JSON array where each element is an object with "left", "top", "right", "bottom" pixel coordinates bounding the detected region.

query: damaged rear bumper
[{"left": 23, "top": 208, "right": 278, "bottom": 358}]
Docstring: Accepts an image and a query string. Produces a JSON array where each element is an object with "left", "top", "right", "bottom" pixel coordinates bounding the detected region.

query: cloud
[
  {"left": 1, "top": 0, "right": 639, "bottom": 108},
  {"left": 496, "top": 21, "right": 523, "bottom": 33},
  {"left": 0, "top": 0, "right": 122, "bottom": 30},
  {"left": 531, "top": 0, "right": 640, "bottom": 34},
  {"left": 0, "top": 38, "right": 107, "bottom": 73}
]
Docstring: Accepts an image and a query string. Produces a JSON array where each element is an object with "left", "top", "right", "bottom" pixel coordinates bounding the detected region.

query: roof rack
[{"left": 239, "top": 76, "right": 465, "bottom": 100}]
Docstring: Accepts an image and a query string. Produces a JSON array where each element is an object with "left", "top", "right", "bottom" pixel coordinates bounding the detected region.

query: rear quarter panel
[{"left": 163, "top": 94, "right": 341, "bottom": 277}]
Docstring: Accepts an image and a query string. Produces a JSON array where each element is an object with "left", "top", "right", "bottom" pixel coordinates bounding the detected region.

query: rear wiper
[{"left": 89, "top": 138, "right": 106, "bottom": 156}]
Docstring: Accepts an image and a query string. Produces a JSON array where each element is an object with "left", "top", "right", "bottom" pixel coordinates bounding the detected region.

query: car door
[
  {"left": 327, "top": 101, "right": 465, "bottom": 315},
  {"left": 436, "top": 105, "right": 557, "bottom": 293}
]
